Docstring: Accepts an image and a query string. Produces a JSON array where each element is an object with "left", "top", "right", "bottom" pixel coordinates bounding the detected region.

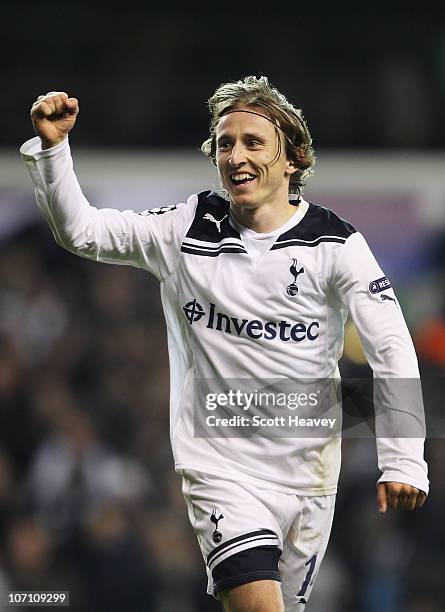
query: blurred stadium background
[{"left": 1, "top": 8, "right": 445, "bottom": 612}]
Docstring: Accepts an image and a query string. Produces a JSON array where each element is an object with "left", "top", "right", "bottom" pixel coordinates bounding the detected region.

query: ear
[{"left": 285, "top": 159, "right": 298, "bottom": 177}]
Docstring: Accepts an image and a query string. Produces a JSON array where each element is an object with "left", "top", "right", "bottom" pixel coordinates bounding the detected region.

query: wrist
[{"left": 40, "top": 135, "right": 67, "bottom": 150}]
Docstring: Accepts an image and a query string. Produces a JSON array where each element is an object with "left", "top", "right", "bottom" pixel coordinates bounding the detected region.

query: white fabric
[
  {"left": 20, "top": 136, "right": 429, "bottom": 496},
  {"left": 181, "top": 468, "right": 336, "bottom": 609}
]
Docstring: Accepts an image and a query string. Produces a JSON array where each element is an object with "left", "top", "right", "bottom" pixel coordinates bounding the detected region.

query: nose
[{"left": 229, "top": 143, "right": 247, "bottom": 167}]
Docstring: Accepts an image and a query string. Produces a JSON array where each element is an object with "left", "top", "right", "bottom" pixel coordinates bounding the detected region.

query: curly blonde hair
[{"left": 201, "top": 76, "right": 315, "bottom": 194}]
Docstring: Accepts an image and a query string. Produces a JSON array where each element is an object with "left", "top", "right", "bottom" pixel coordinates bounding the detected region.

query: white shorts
[{"left": 181, "top": 469, "right": 336, "bottom": 611}]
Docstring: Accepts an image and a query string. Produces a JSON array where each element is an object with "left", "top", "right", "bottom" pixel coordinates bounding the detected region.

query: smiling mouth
[{"left": 230, "top": 173, "right": 256, "bottom": 186}]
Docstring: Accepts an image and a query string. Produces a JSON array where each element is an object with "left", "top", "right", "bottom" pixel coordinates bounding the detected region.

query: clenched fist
[
  {"left": 377, "top": 481, "right": 427, "bottom": 513},
  {"left": 31, "top": 91, "right": 79, "bottom": 150}
]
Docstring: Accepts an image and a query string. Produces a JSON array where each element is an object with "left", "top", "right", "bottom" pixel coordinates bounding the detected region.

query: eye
[
  {"left": 247, "top": 140, "right": 262, "bottom": 148},
  {"left": 217, "top": 141, "right": 232, "bottom": 151}
]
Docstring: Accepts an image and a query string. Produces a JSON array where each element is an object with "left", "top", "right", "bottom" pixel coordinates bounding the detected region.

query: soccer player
[{"left": 21, "top": 77, "right": 428, "bottom": 612}]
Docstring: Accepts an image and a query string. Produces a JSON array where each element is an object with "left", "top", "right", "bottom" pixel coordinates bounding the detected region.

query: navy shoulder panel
[
  {"left": 272, "top": 202, "right": 356, "bottom": 250},
  {"left": 181, "top": 191, "right": 247, "bottom": 256},
  {"left": 185, "top": 190, "right": 241, "bottom": 243}
]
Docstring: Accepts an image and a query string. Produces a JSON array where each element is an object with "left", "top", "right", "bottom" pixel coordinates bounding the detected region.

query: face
[{"left": 215, "top": 106, "right": 296, "bottom": 210}]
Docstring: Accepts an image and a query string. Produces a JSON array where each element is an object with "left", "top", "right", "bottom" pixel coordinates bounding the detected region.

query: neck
[{"left": 230, "top": 196, "right": 298, "bottom": 233}]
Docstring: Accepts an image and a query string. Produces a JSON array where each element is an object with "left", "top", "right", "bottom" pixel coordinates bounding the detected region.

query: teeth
[{"left": 231, "top": 173, "right": 255, "bottom": 182}]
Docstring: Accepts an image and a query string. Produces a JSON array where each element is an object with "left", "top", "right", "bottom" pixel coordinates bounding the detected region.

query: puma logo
[
  {"left": 381, "top": 294, "right": 396, "bottom": 304},
  {"left": 203, "top": 213, "right": 228, "bottom": 233}
]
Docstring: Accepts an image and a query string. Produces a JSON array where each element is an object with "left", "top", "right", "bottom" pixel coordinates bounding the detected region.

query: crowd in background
[{"left": 0, "top": 221, "right": 444, "bottom": 611}]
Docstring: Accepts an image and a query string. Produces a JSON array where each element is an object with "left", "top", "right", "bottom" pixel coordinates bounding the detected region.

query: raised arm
[{"left": 21, "top": 92, "right": 195, "bottom": 280}]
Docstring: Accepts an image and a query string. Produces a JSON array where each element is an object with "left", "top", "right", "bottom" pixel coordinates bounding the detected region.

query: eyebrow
[{"left": 216, "top": 132, "right": 266, "bottom": 143}]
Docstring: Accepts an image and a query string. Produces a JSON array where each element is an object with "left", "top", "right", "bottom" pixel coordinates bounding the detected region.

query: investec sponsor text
[{"left": 183, "top": 299, "right": 320, "bottom": 342}]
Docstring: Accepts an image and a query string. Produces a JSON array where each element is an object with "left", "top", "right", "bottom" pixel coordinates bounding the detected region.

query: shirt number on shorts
[{"left": 297, "top": 553, "right": 318, "bottom": 597}]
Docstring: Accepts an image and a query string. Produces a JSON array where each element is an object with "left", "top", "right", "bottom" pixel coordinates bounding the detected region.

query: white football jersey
[{"left": 20, "top": 137, "right": 429, "bottom": 495}]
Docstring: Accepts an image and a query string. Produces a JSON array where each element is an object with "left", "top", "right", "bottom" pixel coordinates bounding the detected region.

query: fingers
[
  {"left": 415, "top": 491, "right": 427, "bottom": 509},
  {"left": 31, "top": 92, "right": 79, "bottom": 120},
  {"left": 377, "top": 481, "right": 427, "bottom": 513},
  {"left": 386, "top": 483, "right": 401, "bottom": 509},
  {"left": 376, "top": 483, "right": 387, "bottom": 514},
  {"left": 32, "top": 92, "right": 67, "bottom": 116},
  {"left": 405, "top": 490, "right": 418, "bottom": 511}
]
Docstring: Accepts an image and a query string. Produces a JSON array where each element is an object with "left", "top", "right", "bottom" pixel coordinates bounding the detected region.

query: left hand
[{"left": 377, "top": 481, "right": 427, "bottom": 513}]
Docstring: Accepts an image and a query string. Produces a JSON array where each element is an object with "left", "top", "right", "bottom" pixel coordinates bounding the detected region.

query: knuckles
[
  {"left": 378, "top": 482, "right": 426, "bottom": 511},
  {"left": 31, "top": 93, "right": 78, "bottom": 120}
]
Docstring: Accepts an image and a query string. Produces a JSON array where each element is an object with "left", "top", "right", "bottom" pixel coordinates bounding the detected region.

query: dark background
[{"left": 3, "top": 9, "right": 445, "bottom": 150}]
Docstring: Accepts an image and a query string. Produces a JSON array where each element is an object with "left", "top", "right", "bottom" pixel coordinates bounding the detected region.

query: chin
[
  {"left": 230, "top": 199, "right": 258, "bottom": 212},
  {"left": 228, "top": 192, "right": 258, "bottom": 210}
]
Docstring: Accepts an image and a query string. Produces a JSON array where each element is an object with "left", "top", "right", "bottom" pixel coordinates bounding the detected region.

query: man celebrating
[{"left": 21, "top": 77, "right": 428, "bottom": 612}]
